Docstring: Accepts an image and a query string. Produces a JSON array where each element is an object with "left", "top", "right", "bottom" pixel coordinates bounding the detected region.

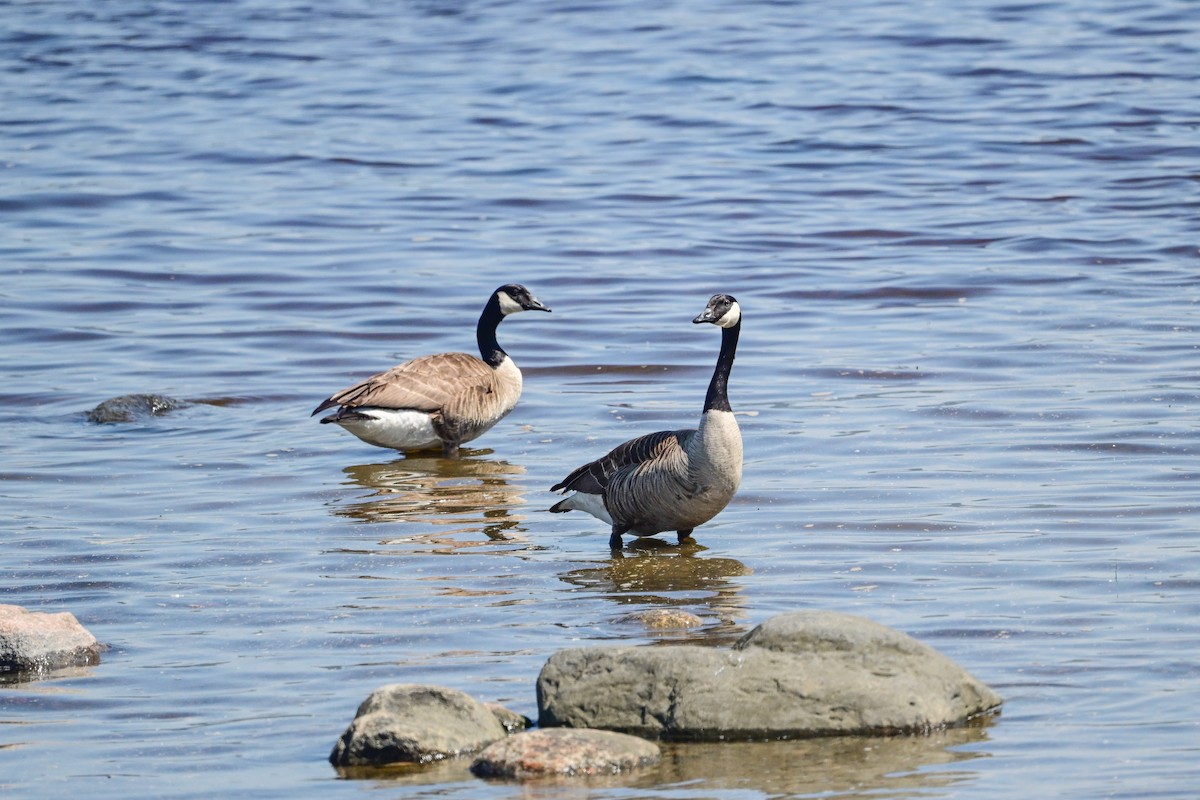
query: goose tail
[{"left": 547, "top": 491, "right": 613, "bottom": 524}]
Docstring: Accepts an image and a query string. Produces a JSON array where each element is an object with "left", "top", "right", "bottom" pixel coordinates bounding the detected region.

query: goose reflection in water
[
  {"left": 560, "top": 544, "right": 751, "bottom": 643},
  {"left": 331, "top": 452, "right": 528, "bottom": 545}
]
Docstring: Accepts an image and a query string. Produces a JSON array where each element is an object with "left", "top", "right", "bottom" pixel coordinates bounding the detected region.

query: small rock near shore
[
  {"left": 471, "top": 728, "right": 661, "bottom": 779},
  {"left": 486, "top": 703, "right": 533, "bottom": 733},
  {"left": 0, "top": 604, "right": 102, "bottom": 676},
  {"left": 330, "top": 684, "right": 507, "bottom": 767}
]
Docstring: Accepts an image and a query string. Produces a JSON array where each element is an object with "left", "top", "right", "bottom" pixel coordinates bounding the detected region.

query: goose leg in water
[{"left": 609, "top": 525, "right": 629, "bottom": 550}]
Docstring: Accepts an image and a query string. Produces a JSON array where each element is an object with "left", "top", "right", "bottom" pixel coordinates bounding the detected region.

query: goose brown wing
[
  {"left": 551, "top": 429, "right": 690, "bottom": 494},
  {"left": 311, "top": 352, "right": 492, "bottom": 416}
]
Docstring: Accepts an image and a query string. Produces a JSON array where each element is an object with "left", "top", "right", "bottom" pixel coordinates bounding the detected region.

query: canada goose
[
  {"left": 312, "top": 284, "right": 550, "bottom": 457},
  {"left": 549, "top": 293, "right": 743, "bottom": 549}
]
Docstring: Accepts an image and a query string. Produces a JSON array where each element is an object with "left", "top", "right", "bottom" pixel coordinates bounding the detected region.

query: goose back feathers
[{"left": 550, "top": 294, "right": 743, "bottom": 548}]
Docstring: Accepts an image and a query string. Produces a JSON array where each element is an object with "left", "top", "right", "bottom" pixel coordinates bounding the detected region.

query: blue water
[{"left": 3, "top": 1, "right": 1199, "bottom": 797}]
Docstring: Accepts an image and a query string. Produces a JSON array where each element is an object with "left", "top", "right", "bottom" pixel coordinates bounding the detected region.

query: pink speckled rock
[{"left": 471, "top": 728, "right": 660, "bottom": 779}]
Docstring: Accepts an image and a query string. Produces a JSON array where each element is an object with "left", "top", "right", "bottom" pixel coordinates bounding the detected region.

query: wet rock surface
[
  {"left": 486, "top": 703, "right": 532, "bottom": 733},
  {"left": 86, "top": 393, "right": 188, "bottom": 423},
  {"left": 617, "top": 608, "right": 704, "bottom": 629},
  {"left": 0, "top": 604, "right": 101, "bottom": 678},
  {"left": 330, "top": 684, "right": 508, "bottom": 767},
  {"left": 471, "top": 727, "right": 661, "bottom": 779},
  {"left": 537, "top": 610, "right": 1001, "bottom": 740}
]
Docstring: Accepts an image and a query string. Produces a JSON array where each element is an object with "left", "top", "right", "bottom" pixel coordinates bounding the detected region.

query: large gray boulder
[
  {"left": 0, "top": 604, "right": 101, "bottom": 677},
  {"left": 471, "top": 728, "right": 661, "bottom": 779},
  {"left": 537, "top": 611, "right": 1001, "bottom": 740},
  {"left": 330, "top": 684, "right": 508, "bottom": 767}
]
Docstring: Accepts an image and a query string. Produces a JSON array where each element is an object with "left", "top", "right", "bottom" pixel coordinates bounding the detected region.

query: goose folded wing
[
  {"left": 551, "top": 429, "right": 690, "bottom": 494},
  {"left": 315, "top": 352, "right": 491, "bottom": 414}
]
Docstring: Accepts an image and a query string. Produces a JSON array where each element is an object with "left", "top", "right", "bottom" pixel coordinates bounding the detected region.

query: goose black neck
[
  {"left": 703, "top": 320, "right": 739, "bottom": 413},
  {"left": 476, "top": 295, "right": 507, "bottom": 368}
]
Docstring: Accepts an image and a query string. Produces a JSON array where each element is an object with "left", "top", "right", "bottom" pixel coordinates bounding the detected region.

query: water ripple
[{"left": 3, "top": 0, "right": 1199, "bottom": 798}]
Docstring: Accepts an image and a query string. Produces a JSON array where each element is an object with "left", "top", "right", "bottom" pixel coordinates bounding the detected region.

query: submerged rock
[
  {"left": 330, "top": 684, "right": 508, "bottom": 767},
  {"left": 0, "top": 604, "right": 101, "bottom": 677},
  {"left": 471, "top": 728, "right": 661, "bottom": 779},
  {"left": 537, "top": 610, "right": 1001, "bottom": 740},
  {"left": 87, "top": 393, "right": 188, "bottom": 423},
  {"left": 617, "top": 608, "right": 703, "bottom": 629}
]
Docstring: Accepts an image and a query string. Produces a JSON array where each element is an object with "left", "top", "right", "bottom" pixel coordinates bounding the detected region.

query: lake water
[{"left": 3, "top": 0, "right": 1198, "bottom": 797}]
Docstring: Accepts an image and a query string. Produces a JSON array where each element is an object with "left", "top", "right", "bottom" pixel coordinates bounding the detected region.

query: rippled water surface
[{"left": 3, "top": 1, "right": 1199, "bottom": 797}]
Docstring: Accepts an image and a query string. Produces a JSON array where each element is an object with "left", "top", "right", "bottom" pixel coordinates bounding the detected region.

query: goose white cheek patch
[
  {"left": 497, "top": 291, "right": 525, "bottom": 315},
  {"left": 716, "top": 301, "right": 741, "bottom": 328}
]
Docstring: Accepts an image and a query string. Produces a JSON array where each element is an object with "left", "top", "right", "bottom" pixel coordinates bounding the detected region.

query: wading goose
[
  {"left": 549, "top": 293, "right": 743, "bottom": 549},
  {"left": 312, "top": 284, "right": 550, "bottom": 457}
]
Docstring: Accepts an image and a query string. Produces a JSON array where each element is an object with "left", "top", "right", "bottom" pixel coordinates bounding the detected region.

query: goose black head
[
  {"left": 693, "top": 294, "right": 741, "bottom": 329},
  {"left": 496, "top": 283, "right": 552, "bottom": 315}
]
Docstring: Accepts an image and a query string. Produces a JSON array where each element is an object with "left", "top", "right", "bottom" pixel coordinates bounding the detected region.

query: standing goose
[
  {"left": 549, "top": 293, "right": 743, "bottom": 549},
  {"left": 312, "top": 284, "right": 550, "bottom": 457}
]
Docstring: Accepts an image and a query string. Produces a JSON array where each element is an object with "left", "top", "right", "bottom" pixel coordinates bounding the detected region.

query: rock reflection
[
  {"left": 331, "top": 454, "right": 528, "bottom": 545},
  {"left": 640, "top": 722, "right": 995, "bottom": 798},
  {"left": 0, "top": 664, "right": 98, "bottom": 687},
  {"left": 347, "top": 719, "right": 995, "bottom": 795},
  {"left": 334, "top": 758, "right": 474, "bottom": 785},
  {"left": 560, "top": 546, "right": 751, "bottom": 643}
]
